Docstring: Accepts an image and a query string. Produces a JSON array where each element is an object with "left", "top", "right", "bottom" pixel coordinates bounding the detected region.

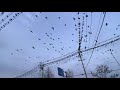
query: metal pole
[{"left": 40, "top": 62, "right": 44, "bottom": 78}]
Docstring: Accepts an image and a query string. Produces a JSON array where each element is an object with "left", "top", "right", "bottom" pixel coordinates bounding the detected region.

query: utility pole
[
  {"left": 78, "top": 31, "right": 87, "bottom": 78},
  {"left": 39, "top": 62, "right": 44, "bottom": 78},
  {"left": 78, "top": 12, "right": 87, "bottom": 78}
]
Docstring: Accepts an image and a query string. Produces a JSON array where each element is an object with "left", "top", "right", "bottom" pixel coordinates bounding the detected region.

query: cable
[
  {"left": 110, "top": 49, "right": 120, "bottom": 66},
  {"left": 88, "top": 12, "right": 93, "bottom": 48},
  {"left": 85, "top": 12, "right": 106, "bottom": 69},
  {"left": 93, "top": 12, "right": 102, "bottom": 46}
]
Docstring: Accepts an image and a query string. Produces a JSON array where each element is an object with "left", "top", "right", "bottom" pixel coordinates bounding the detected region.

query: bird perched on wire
[{"left": 106, "top": 23, "right": 108, "bottom": 26}]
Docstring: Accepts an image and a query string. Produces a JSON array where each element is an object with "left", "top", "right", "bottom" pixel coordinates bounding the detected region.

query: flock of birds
[{"left": 0, "top": 12, "right": 120, "bottom": 66}]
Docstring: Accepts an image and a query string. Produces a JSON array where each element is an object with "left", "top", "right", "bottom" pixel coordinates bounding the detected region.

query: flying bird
[
  {"left": 30, "top": 30, "right": 33, "bottom": 33},
  {"left": 32, "top": 46, "right": 35, "bottom": 49},
  {"left": 52, "top": 27, "right": 54, "bottom": 30},
  {"left": 73, "top": 17, "right": 75, "bottom": 21},
  {"left": 38, "top": 38, "right": 41, "bottom": 40}
]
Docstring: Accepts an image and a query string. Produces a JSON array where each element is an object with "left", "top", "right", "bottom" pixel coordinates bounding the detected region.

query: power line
[
  {"left": 88, "top": 12, "right": 93, "bottom": 48},
  {"left": 15, "top": 34, "right": 120, "bottom": 78},
  {"left": 85, "top": 12, "right": 106, "bottom": 69},
  {"left": 110, "top": 49, "right": 120, "bottom": 66}
]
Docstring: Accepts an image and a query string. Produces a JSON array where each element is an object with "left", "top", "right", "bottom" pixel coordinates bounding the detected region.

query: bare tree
[
  {"left": 44, "top": 67, "right": 54, "bottom": 78},
  {"left": 91, "top": 64, "right": 119, "bottom": 78},
  {"left": 65, "top": 69, "right": 73, "bottom": 78}
]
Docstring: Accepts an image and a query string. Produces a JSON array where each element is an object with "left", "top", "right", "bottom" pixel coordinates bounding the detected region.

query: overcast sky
[{"left": 0, "top": 12, "right": 120, "bottom": 78}]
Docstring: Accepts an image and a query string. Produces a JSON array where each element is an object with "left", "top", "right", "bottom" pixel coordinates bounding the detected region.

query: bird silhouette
[
  {"left": 30, "top": 30, "right": 33, "bottom": 33},
  {"left": 58, "top": 17, "right": 60, "bottom": 19},
  {"left": 45, "top": 17, "right": 48, "bottom": 19},
  {"left": 89, "top": 32, "right": 92, "bottom": 34},
  {"left": 86, "top": 15, "right": 88, "bottom": 17},
  {"left": 52, "top": 27, "right": 54, "bottom": 30},
  {"left": 35, "top": 15, "right": 38, "bottom": 18},
  {"left": 32, "top": 46, "right": 35, "bottom": 49},
  {"left": 73, "top": 18, "right": 75, "bottom": 21},
  {"left": 106, "top": 23, "right": 108, "bottom": 26},
  {"left": 38, "top": 38, "right": 41, "bottom": 40},
  {"left": 11, "top": 53, "right": 13, "bottom": 55}
]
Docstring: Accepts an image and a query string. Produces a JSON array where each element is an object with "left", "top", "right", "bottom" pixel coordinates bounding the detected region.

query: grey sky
[{"left": 0, "top": 12, "right": 120, "bottom": 78}]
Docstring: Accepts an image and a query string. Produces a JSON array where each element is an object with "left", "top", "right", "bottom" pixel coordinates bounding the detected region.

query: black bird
[
  {"left": 16, "top": 49, "right": 19, "bottom": 51},
  {"left": 88, "top": 26, "right": 89, "bottom": 28},
  {"left": 58, "top": 17, "right": 60, "bottom": 19},
  {"left": 65, "top": 24, "right": 66, "bottom": 26},
  {"left": 52, "top": 27, "right": 54, "bottom": 30},
  {"left": 45, "top": 17, "right": 48, "bottom": 19},
  {"left": 89, "top": 32, "right": 92, "bottom": 34},
  {"left": 72, "top": 34, "right": 74, "bottom": 35},
  {"left": 35, "top": 15, "right": 38, "bottom": 18},
  {"left": 106, "top": 23, "right": 108, "bottom": 26},
  {"left": 32, "top": 46, "right": 35, "bottom": 49},
  {"left": 73, "top": 18, "right": 75, "bottom": 21},
  {"left": 86, "top": 15, "right": 88, "bottom": 17},
  {"left": 84, "top": 35, "right": 87, "bottom": 37},
  {"left": 38, "top": 38, "right": 41, "bottom": 40},
  {"left": 58, "top": 38, "right": 60, "bottom": 39},
  {"left": 30, "top": 30, "right": 33, "bottom": 33},
  {"left": 11, "top": 53, "right": 13, "bottom": 55}
]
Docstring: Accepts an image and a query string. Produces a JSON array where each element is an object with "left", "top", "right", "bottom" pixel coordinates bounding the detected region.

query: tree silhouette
[{"left": 91, "top": 64, "right": 119, "bottom": 78}]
